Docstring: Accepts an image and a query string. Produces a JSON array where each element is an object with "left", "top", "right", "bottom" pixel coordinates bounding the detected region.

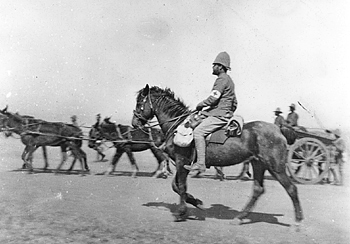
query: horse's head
[
  {"left": 132, "top": 84, "right": 155, "bottom": 128},
  {"left": 132, "top": 84, "right": 190, "bottom": 130},
  {"left": 0, "top": 106, "right": 24, "bottom": 135},
  {"left": 0, "top": 114, "right": 12, "bottom": 137}
]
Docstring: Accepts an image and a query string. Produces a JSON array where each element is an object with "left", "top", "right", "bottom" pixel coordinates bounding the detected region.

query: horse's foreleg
[
  {"left": 25, "top": 146, "right": 38, "bottom": 173},
  {"left": 237, "top": 160, "right": 265, "bottom": 221},
  {"left": 172, "top": 154, "right": 203, "bottom": 222},
  {"left": 21, "top": 146, "right": 29, "bottom": 169},
  {"left": 80, "top": 149, "right": 89, "bottom": 172},
  {"left": 214, "top": 166, "right": 225, "bottom": 181},
  {"left": 97, "top": 147, "right": 105, "bottom": 161},
  {"left": 171, "top": 174, "right": 204, "bottom": 211},
  {"left": 42, "top": 146, "right": 49, "bottom": 170},
  {"left": 237, "top": 162, "right": 251, "bottom": 180},
  {"left": 125, "top": 148, "right": 138, "bottom": 178}
]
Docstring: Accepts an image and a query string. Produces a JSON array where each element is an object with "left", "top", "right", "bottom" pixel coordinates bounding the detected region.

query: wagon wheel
[{"left": 287, "top": 137, "right": 330, "bottom": 184}]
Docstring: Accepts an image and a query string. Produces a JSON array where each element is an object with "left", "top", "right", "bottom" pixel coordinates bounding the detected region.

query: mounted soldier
[{"left": 184, "top": 51, "right": 237, "bottom": 173}]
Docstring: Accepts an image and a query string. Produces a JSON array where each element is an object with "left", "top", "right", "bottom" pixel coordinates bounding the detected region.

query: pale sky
[{"left": 1, "top": 0, "right": 349, "bottom": 135}]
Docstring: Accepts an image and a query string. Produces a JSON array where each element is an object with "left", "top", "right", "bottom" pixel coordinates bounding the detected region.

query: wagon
[{"left": 286, "top": 127, "right": 338, "bottom": 184}]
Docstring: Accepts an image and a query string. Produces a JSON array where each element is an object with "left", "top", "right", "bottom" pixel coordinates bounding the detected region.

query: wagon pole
[
  {"left": 297, "top": 101, "right": 325, "bottom": 129},
  {"left": 20, "top": 130, "right": 157, "bottom": 144}
]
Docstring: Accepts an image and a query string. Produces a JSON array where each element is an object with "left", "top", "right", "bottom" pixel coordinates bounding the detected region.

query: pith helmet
[
  {"left": 213, "top": 52, "right": 231, "bottom": 70},
  {"left": 274, "top": 107, "right": 282, "bottom": 113},
  {"left": 289, "top": 103, "right": 296, "bottom": 110}
]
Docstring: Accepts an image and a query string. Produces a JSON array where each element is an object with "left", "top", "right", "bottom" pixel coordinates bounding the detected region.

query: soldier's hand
[{"left": 196, "top": 104, "right": 204, "bottom": 111}]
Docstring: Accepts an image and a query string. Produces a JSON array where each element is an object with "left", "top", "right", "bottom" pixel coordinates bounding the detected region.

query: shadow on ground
[{"left": 142, "top": 202, "right": 290, "bottom": 227}]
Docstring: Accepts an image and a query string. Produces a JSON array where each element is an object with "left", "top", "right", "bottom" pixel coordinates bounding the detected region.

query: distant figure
[
  {"left": 333, "top": 129, "right": 346, "bottom": 185},
  {"left": 94, "top": 114, "right": 101, "bottom": 129},
  {"left": 273, "top": 107, "right": 285, "bottom": 128},
  {"left": 286, "top": 103, "right": 299, "bottom": 127},
  {"left": 71, "top": 115, "right": 78, "bottom": 126},
  {"left": 93, "top": 114, "right": 105, "bottom": 162}
]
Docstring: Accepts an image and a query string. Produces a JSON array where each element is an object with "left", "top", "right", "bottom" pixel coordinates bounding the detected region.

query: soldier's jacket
[
  {"left": 286, "top": 112, "right": 298, "bottom": 126},
  {"left": 199, "top": 73, "right": 237, "bottom": 118}
]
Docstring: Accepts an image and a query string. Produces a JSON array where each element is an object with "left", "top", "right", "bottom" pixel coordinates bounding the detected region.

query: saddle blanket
[{"left": 206, "top": 129, "right": 229, "bottom": 144}]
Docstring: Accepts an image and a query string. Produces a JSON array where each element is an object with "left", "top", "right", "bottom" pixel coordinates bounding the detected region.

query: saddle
[
  {"left": 207, "top": 116, "right": 244, "bottom": 144},
  {"left": 173, "top": 114, "right": 244, "bottom": 147}
]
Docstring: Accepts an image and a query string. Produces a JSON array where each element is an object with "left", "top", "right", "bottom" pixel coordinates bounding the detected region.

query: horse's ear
[
  {"left": 1, "top": 105, "right": 8, "bottom": 113},
  {"left": 142, "top": 84, "right": 149, "bottom": 97}
]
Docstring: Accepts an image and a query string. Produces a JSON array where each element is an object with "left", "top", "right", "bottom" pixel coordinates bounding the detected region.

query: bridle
[{"left": 133, "top": 88, "right": 156, "bottom": 125}]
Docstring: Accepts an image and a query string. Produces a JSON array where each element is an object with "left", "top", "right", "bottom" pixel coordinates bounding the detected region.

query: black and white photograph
[{"left": 0, "top": 1, "right": 349, "bottom": 243}]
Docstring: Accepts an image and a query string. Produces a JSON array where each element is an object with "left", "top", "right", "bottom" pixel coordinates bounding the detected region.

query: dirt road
[{"left": 0, "top": 138, "right": 349, "bottom": 243}]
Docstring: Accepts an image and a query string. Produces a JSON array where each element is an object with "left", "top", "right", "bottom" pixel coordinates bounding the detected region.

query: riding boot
[{"left": 184, "top": 136, "right": 206, "bottom": 173}]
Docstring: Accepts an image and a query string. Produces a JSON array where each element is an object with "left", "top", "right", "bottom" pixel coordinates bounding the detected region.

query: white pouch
[{"left": 173, "top": 124, "right": 193, "bottom": 147}]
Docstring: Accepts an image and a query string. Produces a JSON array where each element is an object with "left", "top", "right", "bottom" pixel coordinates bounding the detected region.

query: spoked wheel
[{"left": 287, "top": 137, "right": 330, "bottom": 184}]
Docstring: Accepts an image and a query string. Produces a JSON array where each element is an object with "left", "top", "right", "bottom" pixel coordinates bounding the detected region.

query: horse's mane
[{"left": 137, "top": 86, "right": 189, "bottom": 118}]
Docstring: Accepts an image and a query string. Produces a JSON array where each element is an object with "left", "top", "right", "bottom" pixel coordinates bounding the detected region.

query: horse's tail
[{"left": 280, "top": 127, "right": 297, "bottom": 145}]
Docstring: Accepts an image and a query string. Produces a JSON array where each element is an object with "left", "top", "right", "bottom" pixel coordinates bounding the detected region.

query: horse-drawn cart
[{"left": 286, "top": 127, "right": 338, "bottom": 184}]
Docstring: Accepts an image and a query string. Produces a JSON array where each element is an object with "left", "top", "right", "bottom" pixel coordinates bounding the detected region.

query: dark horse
[
  {"left": 131, "top": 84, "right": 303, "bottom": 225},
  {"left": 88, "top": 118, "right": 172, "bottom": 178},
  {"left": 0, "top": 106, "right": 89, "bottom": 173}
]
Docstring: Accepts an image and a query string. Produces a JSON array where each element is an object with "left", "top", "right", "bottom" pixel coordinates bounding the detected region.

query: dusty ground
[{"left": 0, "top": 137, "right": 349, "bottom": 244}]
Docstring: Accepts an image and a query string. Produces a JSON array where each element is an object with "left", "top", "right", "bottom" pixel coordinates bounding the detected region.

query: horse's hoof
[
  {"left": 230, "top": 218, "right": 243, "bottom": 226},
  {"left": 196, "top": 203, "right": 205, "bottom": 211},
  {"left": 195, "top": 200, "right": 205, "bottom": 210},
  {"left": 294, "top": 222, "right": 302, "bottom": 232},
  {"left": 173, "top": 212, "right": 188, "bottom": 222}
]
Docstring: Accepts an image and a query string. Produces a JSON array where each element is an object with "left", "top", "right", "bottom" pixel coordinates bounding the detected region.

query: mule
[
  {"left": 131, "top": 84, "right": 303, "bottom": 225},
  {"left": 88, "top": 118, "right": 172, "bottom": 178},
  {"left": 0, "top": 106, "right": 89, "bottom": 174}
]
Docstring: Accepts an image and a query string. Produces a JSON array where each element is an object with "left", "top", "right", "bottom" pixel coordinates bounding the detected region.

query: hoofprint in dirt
[{"left": 0, "top": 138, "right": 349, "bottom": 243}]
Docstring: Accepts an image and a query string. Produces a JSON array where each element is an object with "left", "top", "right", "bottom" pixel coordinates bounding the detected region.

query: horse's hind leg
[
  {"left": 105, "top": 147, "right": 123, "bottom": 175},
  {"left": 149, "top": 146, "right": 167, "bottom": 178},
  {"left": 125, "top": 148, "right": 139, "bottom": 178},
  {"left": 236, "top": 160, "right": 266, "bottom": 221},
  {"left": 55, "top": 146, "right": 68, "bottom": 174},
  {"left": 268, "top": 168, "right": 304, "bottom": 224},
  {"left": 68, "top": 156, "right": 77, "bottom": 171}
]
